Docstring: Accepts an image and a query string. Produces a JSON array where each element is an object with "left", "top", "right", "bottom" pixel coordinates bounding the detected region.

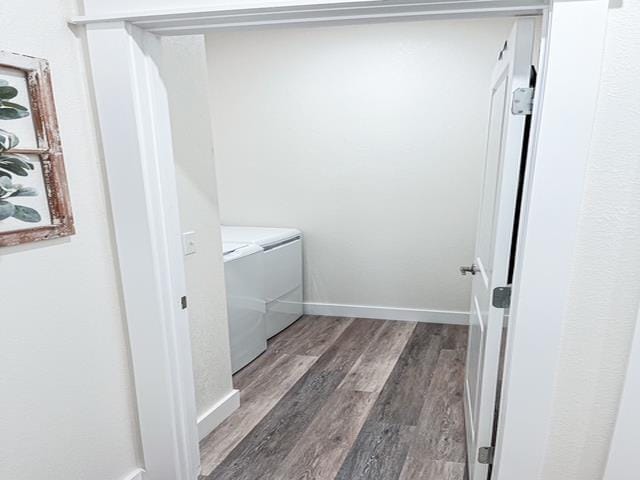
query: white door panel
[{"left": 464, "top": 18, "right": 535, "bottom": 480}]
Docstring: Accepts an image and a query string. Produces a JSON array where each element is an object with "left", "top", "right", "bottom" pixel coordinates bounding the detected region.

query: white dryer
[
  {"left": 222, "top": 241, "right": 267, "bottom": 373},
  {"left": 221, "top": 226, "right": 303, "bottom": 338}
]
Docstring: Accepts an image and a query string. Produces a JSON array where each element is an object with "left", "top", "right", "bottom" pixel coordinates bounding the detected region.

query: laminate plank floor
[{"left": 200, "top": 315, "right": 468, "bottom": 480}]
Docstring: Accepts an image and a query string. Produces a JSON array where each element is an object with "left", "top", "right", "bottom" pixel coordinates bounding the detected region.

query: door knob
[{"left": 460, "top": 264, "right": 480, "bottom": 276}]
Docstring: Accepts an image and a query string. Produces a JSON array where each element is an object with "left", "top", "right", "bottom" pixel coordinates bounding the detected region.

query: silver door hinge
[
  {"left": 512, "top": 87, "right": 534, "bottom": 115},
  {"left": 181, "top": 296, "right": 188, "bottom": 310},
  {"left": 492, "top": 286, "right": 511, "bottom": 309},
  {"left": 478, "top": 446, "right": 495, "bottom": 465}
]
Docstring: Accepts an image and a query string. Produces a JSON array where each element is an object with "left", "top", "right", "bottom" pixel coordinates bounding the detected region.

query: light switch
[{"left": 182, "top": 231, "right": 197, "bottom": 256}]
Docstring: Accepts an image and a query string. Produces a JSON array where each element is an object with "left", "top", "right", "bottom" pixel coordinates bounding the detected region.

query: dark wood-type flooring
[{"left": 199, "top": 315, "right": 468, "bottom": 480}]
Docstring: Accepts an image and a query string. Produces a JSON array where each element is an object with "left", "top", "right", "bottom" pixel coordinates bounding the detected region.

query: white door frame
[{"left": 74, "top": 1, "right": 609, "bottom": 479}]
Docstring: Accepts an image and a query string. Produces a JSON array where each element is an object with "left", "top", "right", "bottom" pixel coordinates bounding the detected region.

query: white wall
[
  {"left": 0, "top": 0, "right": 141, "bottom": 479},
  {"left": 161, "top": 36, "right": 235, "bottom": 421},
  {"left": 542, "top": 1, "right": 640, "bottom": 479},
  {"left": 206, "top": 17, "right": 514, "bottom": 313}
]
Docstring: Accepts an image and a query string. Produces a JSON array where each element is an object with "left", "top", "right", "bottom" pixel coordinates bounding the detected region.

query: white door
[{"left": 463, "top": 18, "right": 535, "bottom": 480}]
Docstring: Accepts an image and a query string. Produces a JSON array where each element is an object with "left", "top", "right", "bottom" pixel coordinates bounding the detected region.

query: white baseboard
[
  {"left": 303, "top": 302, "right": 469, "bottom": 325},
  {"left": 197, "top": 389, "right": 240, "bottom": 441},
  {"left": 120, "top": 468, "right": 145, "bottom": 480}
]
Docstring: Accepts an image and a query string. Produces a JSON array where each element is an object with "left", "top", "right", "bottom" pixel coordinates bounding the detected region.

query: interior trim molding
[
  {"left": 197, "top": 389, "right": 240, "bottom": 441},
  {"left": 77, "top": 2, "right": 608, "bottom": 479},
  {"left": 69, "top": 0, "right": 546, "bottom": 32},
  {"left": 120, "top": 468, "right": 145, "bottom": 480},
  {"left": 304, "top": 302, "right": 469, "bottom": 325}
]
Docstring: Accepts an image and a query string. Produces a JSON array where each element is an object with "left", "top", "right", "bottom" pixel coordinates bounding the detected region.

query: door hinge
[
  {"left": 478, "top": 446, "right": 495, "bottom": 465},
  {"left": 492, "top": 286, "right": 511, "bottom": 309},
  {"left": 181, "top": 296, "right": 188, "bottom": 310},
  {"left": 511, "top": 87, "right": 534, "bottom": 115}
]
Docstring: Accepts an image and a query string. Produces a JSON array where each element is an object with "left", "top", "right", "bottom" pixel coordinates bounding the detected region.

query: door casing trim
[{"left": 77, "top": 1, "right": 609, "bottom": 479}]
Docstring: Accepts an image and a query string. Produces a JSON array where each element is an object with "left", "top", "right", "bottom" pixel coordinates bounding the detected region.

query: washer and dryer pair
[{"left": 221, "top": 226, "right": 303, "bottom": 373}]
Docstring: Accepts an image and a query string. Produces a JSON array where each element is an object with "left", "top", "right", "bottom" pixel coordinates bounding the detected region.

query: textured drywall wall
[
  {"left": 161, "top": 35, "right": 235, "bottom": 420},
  {"left": 0, "top": 0, "right": 141, "bottom": 479},
  {"left": 206, "top": 17, "right": 514, "bottom": 312},
  {"left": 542, "top": 1, "right": 640, "bottom": 478}
]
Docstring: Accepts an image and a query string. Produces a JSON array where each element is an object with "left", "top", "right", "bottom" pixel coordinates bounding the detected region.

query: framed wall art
[{"left": 0, "top": 51, "right": 74, "bottom": 247}]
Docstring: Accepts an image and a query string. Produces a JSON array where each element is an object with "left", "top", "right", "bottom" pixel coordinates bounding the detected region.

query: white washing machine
[
  {"left": 222, "top": 241, "right": 267, "bottom": 373},
  {"left": 221, "top": 226, "right": 303, "bottom": 338}
]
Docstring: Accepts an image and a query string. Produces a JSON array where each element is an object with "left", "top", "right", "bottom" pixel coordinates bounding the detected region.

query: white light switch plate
[{"left": 182, "top": 231, "right": 197, "bottom": 256}]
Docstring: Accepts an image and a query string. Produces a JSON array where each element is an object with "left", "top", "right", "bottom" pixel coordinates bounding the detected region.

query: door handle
[{"left": 460, "top": 264, "right": 480, "bottom": 276}]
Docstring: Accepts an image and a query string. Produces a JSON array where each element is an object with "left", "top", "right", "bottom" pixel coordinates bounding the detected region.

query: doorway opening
[{"left": 161, "top": 14, "right": 542, "bottom": 480}]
